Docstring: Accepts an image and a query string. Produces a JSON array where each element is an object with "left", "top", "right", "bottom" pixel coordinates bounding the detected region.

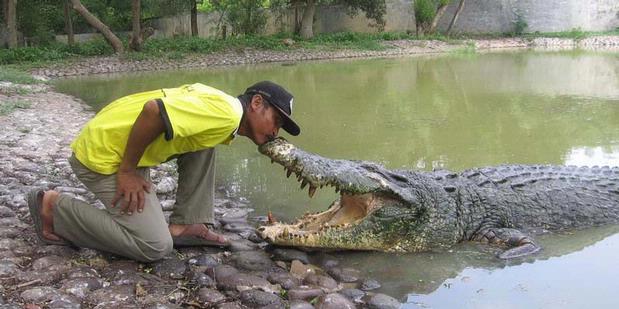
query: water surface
[{"left": 55, "top": 50, "right": 619, "bottom": 308}]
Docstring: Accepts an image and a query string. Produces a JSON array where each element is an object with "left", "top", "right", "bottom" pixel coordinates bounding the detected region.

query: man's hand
[{"left": 111, "top": 171, "right": 151, "bottom": 215}]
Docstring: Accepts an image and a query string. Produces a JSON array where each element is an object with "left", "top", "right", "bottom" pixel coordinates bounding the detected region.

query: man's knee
[{"left": 139, "top": 234, "right": 173, "bottom": 262}]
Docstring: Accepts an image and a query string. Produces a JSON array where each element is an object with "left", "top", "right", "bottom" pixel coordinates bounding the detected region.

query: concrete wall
[
  {"left": 438, "top": 0, "right": 619, "bottom": 33},
  {"left": 149, "top": 0, "right": 617, "bottom": 38}
]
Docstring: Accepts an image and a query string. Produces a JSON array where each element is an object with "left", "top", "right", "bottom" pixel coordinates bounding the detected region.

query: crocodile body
[{"left": 257, "top": 138, "right": 619, "bottom": 258}]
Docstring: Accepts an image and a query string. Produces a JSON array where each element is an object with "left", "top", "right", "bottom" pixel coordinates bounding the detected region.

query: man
[{"left": 27, "top": 81, "right": 300, "bottom": 262}]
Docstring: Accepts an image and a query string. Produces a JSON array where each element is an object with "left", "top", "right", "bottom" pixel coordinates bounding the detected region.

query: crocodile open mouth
[{"left": 257, "top": 165, "right": 384, "bottom": 246}]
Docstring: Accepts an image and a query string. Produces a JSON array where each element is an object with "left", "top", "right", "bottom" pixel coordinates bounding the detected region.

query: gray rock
[
  {"left": 287, "top": 287, "right": 325, "bottom": 301},
  {"left": 207, "top": 264, "right": 239, "bottom": 281},
  {"left": 368, "top": 293, "right": 400, "bottom": 309},
  {"left": 0, "top": 260, "right": 19, "bottom": 277},
  {"left": 315, "top": 293, "right": 355, "bottom": 309},
  {"left": 216, "top": 302, "right": 245, "bottom": 309},
  {"left": 268, "top": 271, "right": 300, "bottom": 290},
  {"left": 61, "top": 277, "right": 104, "bottom": 299},
  {"left": 31, "top": 255, "right": 70, "bottom": 271},
  {"left": 0, "top": 239, "right": 26, "bottom": 251},
  {"left": 327, "top": 267, "right": 361, "bottom": 283},
  {"left": 0, "top": 206, "right": 15, "bottom": 217},
  {"left": 303, "top": 274, "right": 338, "bottom": 290},
  {"left": 340, "top": 288, "right": 365, "bottom": 303},
  {"left": 152, "top": 258, "right": 187, "bottom": 280},
  {"left": 67, "top": 266, "right": 100, "bottom": 279},
  {"left": 232, "top": 251, "right": 273, "bottom": 271},
  {"left": 272, "top": 248, "right": 310, "bottom": 264},
  {"left": 290, "top": 300, "right": 315, "bottom": 309},
  {"left": 190, "top": 271, "right": 216, "bottom": 288},
  {"left": 33, "top": 244, "right": 76, "bottom": 257},
  {"left": 223, "top": 222, "right": 255, "bottom": 233},
  {"left": 197, "top": 288, "right": 226, "bottom": 304},
  {"left": 217, "top": 273, "right": 272, "bottom": 291},
  {"left": 0, "top": 227, "right": 19, "bottom": 238},
  {"left": 143, "top": 303, "right": 182, "bottom": 309},
  {"left": 228, "top": 239, "right": 259, "bottom": 251},
  {"left": 188, "top": 254, "right": 219, "bottom": 267},
  {"left": 156, "top": 177, "right": 177, "bottom": 194},
  {"left": 87, "top": 285, "right": 135, "bottom": 304},
  {"left": 239, "top": 290, "right": 284, "bottom": 308},
  {"left": 361, "top": 278, "right": 381, "bottom": 291},
  {"left": 20, "top": 286, "right": 62, "bottom": 303},
  {"left": 47, "top": 294, "right": 82, "bottom": 309}
]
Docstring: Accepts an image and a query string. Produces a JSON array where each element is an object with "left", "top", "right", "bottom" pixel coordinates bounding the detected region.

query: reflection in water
[
  {"left": 54, "top": 50, "right": 619, "bottom": 307},
  {"left": 565, "top": 146, "right": 619, "bottom": 167}
]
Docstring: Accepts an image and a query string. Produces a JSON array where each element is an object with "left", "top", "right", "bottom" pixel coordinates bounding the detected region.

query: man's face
[{"left": 245, "top": 95, "right": 284, "bottom": 145}]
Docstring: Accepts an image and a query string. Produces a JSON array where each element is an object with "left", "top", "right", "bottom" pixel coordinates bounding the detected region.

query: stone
[
  {"left": 232, "top": 251, "right": 273, "bottom": 272},
  {"left": 197, "top": 288, "right": 226, "bottom": 304},
  {"left": 303, "top": 274, "right": 338, "bottom": 290},
  {"left": 217, "top": 273, "right": 273, "bottom": 292},
  {"left": 223, "top": 222, "right": 255, "bottom": 233},
  {"left": 361, "top": 278, "right": 381, "bottom": 291},
  {"left": 0, "top": 260, "right": 20, "bottom": 277},
  {"left": 327, "top": 267, "right": 361, "bottom": 283},
  {"left": 272, "top": 248, "right": 310, "bottom": 264},
  {"left": 61, "top": 277, "right": 104, "bottom": 299},
  {"left": 156, "top": 177, "right": 177, "bottom": 194},
  {"left": 268, "top": 271, "right": 300, "bottom": 290},
  {"left": 20, "top": 287, "right": 62, "bottom": 303},
  {"left": 290, "top": 260, "right": 314, "bottom": 280},
  {"left": 216, "top": 302, "right": 245, "bottom": 309},
  {"left": 239, "top": 290, "right": 284, "bottom": 308},
  {"left": 188, "top": 254, "right": 219, "bottom": 268},
  {"left": 368, "top": 293, "right": 400, "bottom": 309},
  {"left": 87, "top": 285, "right": 135, "bottom": 304},
  {"left": 290, "top": 300, "right": 314, "bottom": 309},
  {"left": 207, "top": 264, "right": 239, "bottom": 281},
  {"left": 190, "top": 271, "right": 216, "bottom": 288},
  {"left": 66, "top": 266, "right": 100, "bottom": 279},
  {"left": 287, "top": 287, "right": 324, "bottom": 301},
  {"left": 151, "top": 258, "right": 187, "bottom": 280},
  {"left": 228, "top": 239, "right": 258, "bottom": 251},
  {"left": 143, "top": 303, "right": 182, "bottom": 309},
  {"left": 340, "top": 288, "right": 365, "bottom": 303},
  {"left": 0, "top": 239, "right": 26, "bottom": 251},
  {"left": 0, "top": 206, "right": 15, "bottom": 217},
  {"left": 31, "top": 255, "right": 70, "bottom": 271},
  {"left": 315, "top": 293, "right": 355, "bottom": 309},
  {"left": 46, "top": 294, "right": 81, "bottom": 309}
]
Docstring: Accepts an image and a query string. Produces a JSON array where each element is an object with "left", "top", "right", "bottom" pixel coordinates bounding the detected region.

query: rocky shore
[
  {"left": 0, "top": 81, "right": 401, "bottom": 309},
  {"left": 29, "top": 36, "right": 619, "bottom": 79},
  {"left": 2, "top": 36, "right": 618, "bottom": 308}
]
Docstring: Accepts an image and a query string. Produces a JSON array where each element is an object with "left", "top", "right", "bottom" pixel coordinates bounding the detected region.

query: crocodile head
[{"left": 257, "top": 138, "right": 455, "bottom": 252}]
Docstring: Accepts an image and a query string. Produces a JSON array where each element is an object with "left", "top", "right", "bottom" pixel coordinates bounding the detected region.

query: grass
[
  {"left": 0, "top": 100, "right": 31, "bottom": 116},
  {"left": 0, "top": 29, "right": 616, "bottom": 67},
  {"left": 0, "top": 67, "right": 40, "bottom": 84}
]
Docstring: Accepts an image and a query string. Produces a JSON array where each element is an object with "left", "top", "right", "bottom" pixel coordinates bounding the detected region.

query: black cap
[{"left": 245, "top": 81, "right": 300, "bottom": 136}]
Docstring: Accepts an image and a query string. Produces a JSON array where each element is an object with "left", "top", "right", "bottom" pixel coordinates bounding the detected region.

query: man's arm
[{"left": 111, "top": 100, "right": 166, "bottom": 215}]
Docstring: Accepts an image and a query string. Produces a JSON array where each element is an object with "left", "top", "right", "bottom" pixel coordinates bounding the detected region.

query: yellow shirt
[{"left": 71, "top": 83, "right": 243, "bottom": 175}]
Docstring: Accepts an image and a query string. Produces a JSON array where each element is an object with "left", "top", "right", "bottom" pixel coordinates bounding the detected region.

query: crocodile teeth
[
  {"left": 286, "top": 169, "right": 292, "bottom": 178},
  {"left": 308, "top": 185, "right": 317, "bottom": 198},
  {"left": 301, "top": 180, "right": 308, "bottom": 189}
]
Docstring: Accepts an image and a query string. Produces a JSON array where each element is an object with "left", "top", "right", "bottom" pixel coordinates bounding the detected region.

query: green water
[{"left": 55, "top": 50, "right": 619, "bottom": 307}]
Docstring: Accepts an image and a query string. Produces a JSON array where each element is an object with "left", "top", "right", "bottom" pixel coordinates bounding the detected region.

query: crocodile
[{"left": 257, "top": 138, "right": 619, "bottom": 258}]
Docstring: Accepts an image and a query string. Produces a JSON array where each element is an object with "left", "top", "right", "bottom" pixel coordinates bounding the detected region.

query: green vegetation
[
  {"left": 0, "top": 67, "right": 40, "bottom": 84},
  {"left": 525, "top": 28, "right": 619, "bottom": 40},
  {"left": 0, "top": 100, "right": 32, "bottom": 116}
]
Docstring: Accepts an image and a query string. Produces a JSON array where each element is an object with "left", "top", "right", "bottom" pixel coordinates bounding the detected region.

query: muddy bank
[
  {"left": 0, "top": 82, "right": 402, "bottom": 308},
  {"left": 29, "top": 36, "right": 619, "bottom": 79}
]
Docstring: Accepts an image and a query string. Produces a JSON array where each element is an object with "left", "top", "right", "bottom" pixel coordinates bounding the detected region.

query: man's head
[{"left": 237, "top": 81, "right": 300, "bottom": 145}]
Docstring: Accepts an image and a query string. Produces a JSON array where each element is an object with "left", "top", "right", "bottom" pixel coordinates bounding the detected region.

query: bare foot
[
  {"left": 169, "top": 223, "right": 228, "bottom": 244},
  {"left": 41, "top": 191, "right": 62, "bottom": 242}
]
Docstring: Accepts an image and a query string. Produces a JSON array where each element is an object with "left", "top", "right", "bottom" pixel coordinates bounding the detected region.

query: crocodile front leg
[{"left": 472, "top": 228, "right": 541, "bottom": 259}]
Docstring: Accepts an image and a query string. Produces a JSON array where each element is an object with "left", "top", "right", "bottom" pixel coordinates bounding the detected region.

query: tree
[
  {"left": 414, "top": 0, "right": 451, "bottom": 36},
  {"left": 129, "top": 0, "right": 141, "bottom": 51},
  {"left": 446, "top": 0, "right": 464, "bottom": 34},
  {"left": 287, "top": 0, "right": 386, "bottom": 39},
  {"left": 190, "top": 0, "right": 198, "bottom": 36},
  {"left": 4, "top": 0, "right": 17, "bottom": 47},
  {"left": 64, "top": 0, "right": 74, "bottom": 45},
  {"left": 69, "top": 0, "right": 124, "bottom": 53}
]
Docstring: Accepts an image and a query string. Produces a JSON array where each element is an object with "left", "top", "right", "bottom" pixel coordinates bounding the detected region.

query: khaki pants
[{"left": 53, "top": 149, "right": 216, "bottom": 262}]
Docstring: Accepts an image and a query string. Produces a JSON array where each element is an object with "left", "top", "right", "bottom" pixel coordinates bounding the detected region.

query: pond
[{"left": 55, "top": 50, "right": 619, "bottom": 308}]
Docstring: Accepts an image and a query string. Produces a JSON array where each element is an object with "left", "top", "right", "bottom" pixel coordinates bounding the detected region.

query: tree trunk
[
  {"left": 190, "top": 0, "right": 198, "bottom": 36},
  {"left": 129, "top": 0, "right": 141, "bottom": 51},
  {"left": 64, "top": 0, "right": 74, "bottom": 45},
  {"left": 299, "top": 0, "right": 315, "bottom": 39},
  {"left": 69, "top": 0, "right": 124, "bottom": 53},
  {"left": 6, "top": 0, "right": 16, "bottom": 48},
  {"left": 429, "top": 3, "right": 449, "bottom": 34},
  {"left": 446, "top": 0, "right": 465, "bottom": 34}
]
